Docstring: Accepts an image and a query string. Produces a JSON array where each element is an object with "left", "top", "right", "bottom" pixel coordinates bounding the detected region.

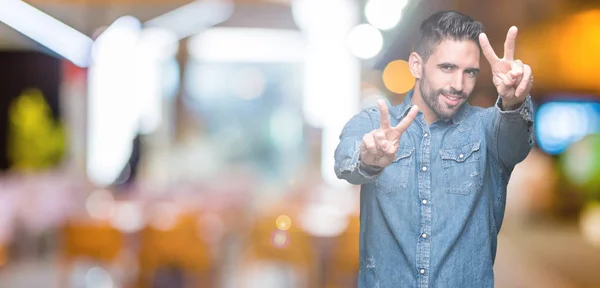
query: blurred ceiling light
[
  {"left": 365, "top": 0, "right": 407, "bottom": 30},
  {"left": 91, "top": 16, "right": 141, "bottom": 65},
  {"left": 134, "top": 27, "right": 178, "bottom": 135},
  {"left": 145, "top": 0, "right": 234, "bottom": 40},
  {"left": 347, "top": 24, "right": 383, "bottom": 59},
  {"left": 136, "top": 27, "right": 179, "bottom": 61},
  {"left": 88, "top": 16, "right": 177, "bottom": 187},
  {"left": 0, "top": 0, "right": 93, "bottom": 67},
  {"left": 188, "top": 28, "right": 305, "bottom": 62},
  {"left": 87, "top": 16, "right": 143, "bottom": 187},
  {"left": 292, "top": 0, "right": 360, "bottom": 187},
  {"left": 383, "top": 59, "right": 415, "bottom": 93}
]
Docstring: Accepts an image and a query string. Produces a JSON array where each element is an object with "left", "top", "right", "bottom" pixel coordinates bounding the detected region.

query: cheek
[{"left": 464, "top": 77, "right": 477, "bottom": 92}]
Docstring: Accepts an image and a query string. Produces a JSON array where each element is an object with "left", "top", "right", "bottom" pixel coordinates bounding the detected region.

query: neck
[{"left": 411, "top": 82, "right": 437, "bottom": 125}]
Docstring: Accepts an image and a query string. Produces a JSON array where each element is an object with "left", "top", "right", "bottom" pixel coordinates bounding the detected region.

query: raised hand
[
  {"left": 360, "top": 100, "right": 419, "bottom": 168},
  {"left": 479, "top": 26, "right": 534, "bottom": 109}
]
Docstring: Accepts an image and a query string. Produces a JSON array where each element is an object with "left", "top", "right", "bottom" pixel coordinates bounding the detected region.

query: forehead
[{"left": 427, "top": 39, "right": 480, "bottom": 67}]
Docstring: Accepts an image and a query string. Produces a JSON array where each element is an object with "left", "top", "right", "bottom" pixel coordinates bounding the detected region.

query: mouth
[{"left": 441, "top": 93, "right": 464, "bottom": 106}]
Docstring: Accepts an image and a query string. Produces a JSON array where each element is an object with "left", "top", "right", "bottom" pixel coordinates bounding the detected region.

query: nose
[{"left": 451, "top": 72, "right": 464, "bottom": 92}]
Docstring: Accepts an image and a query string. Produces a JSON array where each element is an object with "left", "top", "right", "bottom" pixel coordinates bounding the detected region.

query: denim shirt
[{"left": 334, "top": 90, "right": 534, "bottom": 288}]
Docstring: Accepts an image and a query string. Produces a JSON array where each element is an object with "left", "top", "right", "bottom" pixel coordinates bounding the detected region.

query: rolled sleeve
[{"left": 334, "top": 110, "right": 381, "bottom": 185}]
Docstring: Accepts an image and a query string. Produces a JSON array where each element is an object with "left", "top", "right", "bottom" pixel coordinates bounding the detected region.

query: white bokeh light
[
  {"left": 365, "top": 0, "right": 407, "bottom": 30},
  {"left": 347, "top": 24, "right": 383, "bottom": 59}
]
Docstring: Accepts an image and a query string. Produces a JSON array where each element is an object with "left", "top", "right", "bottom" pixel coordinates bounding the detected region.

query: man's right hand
[{"left": 360, "top": 99, "right": 419, "bottom": 169}]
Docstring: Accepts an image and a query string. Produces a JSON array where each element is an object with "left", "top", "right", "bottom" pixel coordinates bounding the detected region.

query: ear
[{"left": 408, "top": 52, "right": 423, "bottom": 79}]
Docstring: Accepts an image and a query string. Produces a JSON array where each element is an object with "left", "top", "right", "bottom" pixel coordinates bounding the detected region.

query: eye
[
  {"left": 465, "top": 70, "right": 478, "bottom": 78},
  {"left": 440, "top": 64, "right": 453, "bottom": 71}
]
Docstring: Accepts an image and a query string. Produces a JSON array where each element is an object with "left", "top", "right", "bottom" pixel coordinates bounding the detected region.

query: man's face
[{"left": 419, "top": 39, "right": 480, "bottom": 120}]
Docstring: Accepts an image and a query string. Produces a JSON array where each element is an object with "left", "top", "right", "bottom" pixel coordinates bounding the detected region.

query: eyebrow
[{"left": 437, "top": 63, "right": 459, "bottom": 69}]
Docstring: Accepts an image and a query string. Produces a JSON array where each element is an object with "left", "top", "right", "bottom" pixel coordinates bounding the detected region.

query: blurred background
[{"left": 0, "top": 0, "right": 599, "bottom": 287}]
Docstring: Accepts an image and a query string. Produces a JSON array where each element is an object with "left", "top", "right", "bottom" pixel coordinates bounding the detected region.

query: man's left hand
[{"left": 479, "top": 26, "right": 533, "bottom": 110}]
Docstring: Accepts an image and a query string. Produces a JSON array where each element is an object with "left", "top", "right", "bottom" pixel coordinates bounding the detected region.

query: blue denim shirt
[{"left": 334, "top": 90, "right": 534, "bottom": 288}]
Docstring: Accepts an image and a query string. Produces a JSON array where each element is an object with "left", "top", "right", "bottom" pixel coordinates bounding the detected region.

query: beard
[{"left": 418, "top": 72, "right": 469, "bottom": 121}]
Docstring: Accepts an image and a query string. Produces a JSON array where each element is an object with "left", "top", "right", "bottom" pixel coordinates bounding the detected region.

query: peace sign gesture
[
  {"left": 360, "top": 100, "right": 419, "bottom": 168},
  {"left": 479, "top": 26, "right": 533, "bottom": 108}
]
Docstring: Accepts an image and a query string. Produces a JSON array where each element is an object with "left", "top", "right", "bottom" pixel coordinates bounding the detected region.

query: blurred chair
[
  {"left": 136, "top": 211, "right": 214, "bottom": 288},
  {"left": 60, "top": 220, "right": 124, "bottom": 287},
  {"left": 324, "top": 214, "right": 360, "bottom": 288},
  {"left": 237, "top": 209, "right": 319, "bottom": 288}
]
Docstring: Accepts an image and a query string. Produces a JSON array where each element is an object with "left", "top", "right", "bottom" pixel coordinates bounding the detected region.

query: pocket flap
[
  {"left": 394, "top": 147, "right": 415, "bottom": 162},
  {"left": 440, "top": 142, "right": 480, "bottom": 162}
]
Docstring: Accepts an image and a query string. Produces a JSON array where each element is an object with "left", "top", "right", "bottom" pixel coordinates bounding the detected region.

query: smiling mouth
[{"left": 441, "top": 93, "right": 464, "bottom": 101}]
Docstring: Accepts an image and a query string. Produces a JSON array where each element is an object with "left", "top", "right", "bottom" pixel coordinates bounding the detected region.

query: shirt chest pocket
[
  {"left": 440, "top": 141, "right": 482, "bottom": 195},
  {"left": 375, "top": 147, "right": 414, "bottom": 194}
]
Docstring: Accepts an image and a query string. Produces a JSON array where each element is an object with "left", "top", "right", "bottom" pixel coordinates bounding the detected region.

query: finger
[
  {"left": 515, "top": 64, "right": 532, "bottom": 98},
  {"left": 383, "top": 139, "right": 397, "bottom": 154},
  {"left": 501, "top": 73, "right": 515, "bottom": 87},
  {"left": 507, "top": 60, "right": 524, "bottom": 82},
  {"left": 362, "top": 132, "right": 377, "bottom": 154},
  {"left": 503, "top": 26, "right": 518, "bottom": 61},
  {"left": 496, "top": 74, "right": 512, "bottom": 96},
  {"left": 374, "top": 130, "right": 386, "bottom": 145},
  {"left": 393, "top": 105, "right": 419, "bottom": 133},
  {"left": 377, "top": 99, "right": 391, "bottom": 130},
  {"left": 479, "top": 33, "right": 499, "bottom": 65},
  {"left": 374, "top": 134, "right": 389, "bottom": 151}
]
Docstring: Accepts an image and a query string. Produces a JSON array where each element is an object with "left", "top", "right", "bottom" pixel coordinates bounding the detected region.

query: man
[{"left": 334, "top": 11, "right": 534, "bottom": 287}]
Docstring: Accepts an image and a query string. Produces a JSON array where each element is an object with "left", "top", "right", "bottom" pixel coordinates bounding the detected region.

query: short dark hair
[{"left": 414, "top": 11, "right": 484, "bottom": 62}]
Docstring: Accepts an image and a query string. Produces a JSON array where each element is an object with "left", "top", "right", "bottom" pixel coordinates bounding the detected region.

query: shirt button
[
  {"left": 422, "top": 233, "right": 428, "bottom": 238},
  {"left": 423, "top": 132, "right": 428, "bottom": 137},
  {"left": 422, "top": 166, "right": 428, "bottom": 172},
  {"left": 422, "top": 199, "right": 428, "bottom": 205},
  {"left": 419, "top": 269, "right": 425, "bottom": 274},
  {"left": 459, "top": 154, "right": 464, "bottom": 159}
]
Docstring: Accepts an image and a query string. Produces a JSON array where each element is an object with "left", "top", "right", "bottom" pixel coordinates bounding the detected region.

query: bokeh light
[
  {"left": 561, "top": 133, "right": 600, "bottom": 196},
  {"left": 85, "top": 189, "right": 115, "bottom": 220},
  {"left": 364, "top": 0, "right": 407, "bottom": 30},
  {"left": 270, "top": 229, "right": 290, "bottom": 249},
  {"left": 382, "top": 60, "right": 415, "bottom": 94},
  {"left": 536, "top": 101, "right": 600, "bottom": 155},
  {"left": 347, "top": 24, "right": 383, "bottom": 59},
  {"left": 275, "top": 215, "right": 292, "bottom": 231},
  {"left": 580, "top": 202, "right": 600, "bottom": 247}
]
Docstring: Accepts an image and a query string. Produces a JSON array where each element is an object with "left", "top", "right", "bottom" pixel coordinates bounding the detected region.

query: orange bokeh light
[{"left": 382, "top": 60, "right": 415, "bottom": 94}]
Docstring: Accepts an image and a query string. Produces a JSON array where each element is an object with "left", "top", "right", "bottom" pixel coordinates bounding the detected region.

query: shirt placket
[{"left": 416, "top": 118, "right": 432, "bottom": 288}]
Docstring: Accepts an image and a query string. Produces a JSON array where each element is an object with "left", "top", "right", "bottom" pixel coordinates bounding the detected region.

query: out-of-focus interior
[{"left": 0, "top": 0, "right": 599, "bottom": 287}]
